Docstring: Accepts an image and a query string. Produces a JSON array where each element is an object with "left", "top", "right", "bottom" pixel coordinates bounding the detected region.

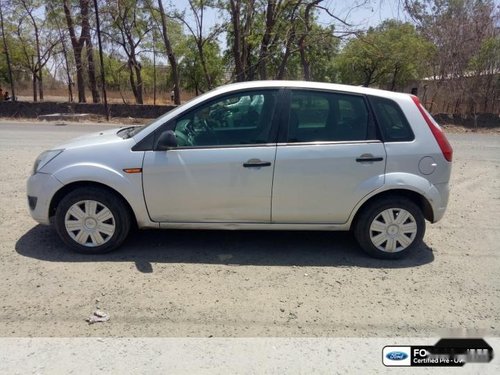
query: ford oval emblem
[{"left": 386, "top": 351, "right": 408, "bottom": 361}]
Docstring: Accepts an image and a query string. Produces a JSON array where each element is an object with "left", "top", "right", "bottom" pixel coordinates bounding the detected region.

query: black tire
[
  {"left": 353, "top": 197, "right": 425, "bottom": 259},
  {"left": 54, "top": 187, "right": 131, "bottom": 254}
]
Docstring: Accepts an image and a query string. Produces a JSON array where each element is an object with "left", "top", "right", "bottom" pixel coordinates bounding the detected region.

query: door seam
[{"left": 269, "top": 145, "right": 279, "bottom": 223}]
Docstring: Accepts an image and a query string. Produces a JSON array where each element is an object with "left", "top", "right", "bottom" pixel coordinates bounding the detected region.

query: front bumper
[{"left": 26, "top": 172, "right": 64, "bottom": 225}]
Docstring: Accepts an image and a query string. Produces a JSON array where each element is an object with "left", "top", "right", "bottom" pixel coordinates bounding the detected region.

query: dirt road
[{"left": 0, "top": 121, "right": 498, "bottom": 337}]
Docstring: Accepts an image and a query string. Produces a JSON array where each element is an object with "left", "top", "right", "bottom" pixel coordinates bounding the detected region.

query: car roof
[{"left": 212, "top": 80, "right": 411, "bottom": 101}]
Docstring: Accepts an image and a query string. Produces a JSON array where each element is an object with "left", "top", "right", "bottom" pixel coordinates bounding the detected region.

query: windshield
[
  {"left": 116, "top": 117, "right": 160, "bottom": 139},
  {"left": 125, "top": 90, "right": 228, "bottom": 139}
]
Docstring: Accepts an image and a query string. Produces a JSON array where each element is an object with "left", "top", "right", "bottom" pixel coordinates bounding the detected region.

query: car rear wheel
[
  {"left": 354, "top": 197, "right": 425, "bottom": 259},
  {"left": 54, "top": 187, "right": 131, "bottom": 254}
]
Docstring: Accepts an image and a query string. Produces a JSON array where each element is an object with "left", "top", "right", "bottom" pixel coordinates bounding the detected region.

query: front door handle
[
  {"left": 356, "top": 153, "right": 384, "bottom": 163},
  {"left": 243, "top": 159, "right": 272, "bottom": 168}
]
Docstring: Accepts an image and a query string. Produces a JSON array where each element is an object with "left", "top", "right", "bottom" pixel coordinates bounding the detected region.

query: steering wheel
[{"left": 199, "top": 120, "right": 219, "bottom": 145}]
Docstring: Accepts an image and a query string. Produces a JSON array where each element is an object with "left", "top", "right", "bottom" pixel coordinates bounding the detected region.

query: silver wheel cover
[
  {"left": 64, "top": 200, "right": 116, "bottom": 247},
  {"left": 369, "top": 208, "right": 417, "bottom": 253}
]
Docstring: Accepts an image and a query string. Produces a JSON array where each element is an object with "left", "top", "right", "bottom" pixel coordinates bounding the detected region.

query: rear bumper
[
  {"left": 430, "top": 182, "right": 450, "bottom": 223},
  {"left": 26, "top": 172, "right": 64, "bottom": 225}
]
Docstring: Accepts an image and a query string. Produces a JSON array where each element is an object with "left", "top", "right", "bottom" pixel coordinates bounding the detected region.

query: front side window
[
  {"left": 287, "top": 90, "right": 372, "bottom": 142},
  {"left": 174, "top": 90, "right": 278, "bottom": 147}
]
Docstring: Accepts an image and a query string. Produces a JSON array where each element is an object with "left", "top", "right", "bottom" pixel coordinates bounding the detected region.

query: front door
[
  {"left": 272, "top": 89, "right": 386, "bottom": 223},
  {"left": 142, "top": 89, "right": 279, "bottom": 222}
]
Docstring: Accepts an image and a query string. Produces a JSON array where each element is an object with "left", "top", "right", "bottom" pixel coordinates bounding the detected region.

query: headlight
[{"left": 32, "top": 149, "right": 64, "bottom": 174}]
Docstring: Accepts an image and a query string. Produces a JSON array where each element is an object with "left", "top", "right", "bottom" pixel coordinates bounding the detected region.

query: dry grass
[{"left": 14, "top": 87, "right": 196, "bottom": 105}]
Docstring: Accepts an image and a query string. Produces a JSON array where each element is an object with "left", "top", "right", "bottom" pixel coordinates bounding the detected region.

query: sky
[
  {"left": 315, "top": 0, "right": 408, "bottom": 29},
  {"left": 169, "top": 0, "right": 410, "bottom": 41}
]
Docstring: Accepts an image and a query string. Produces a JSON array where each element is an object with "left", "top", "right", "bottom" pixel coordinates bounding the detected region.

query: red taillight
[{"left": 411, "top": 96, "right": 453, "bottom": 162}]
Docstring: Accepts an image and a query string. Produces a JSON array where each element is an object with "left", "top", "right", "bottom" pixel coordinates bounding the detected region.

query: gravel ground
[{"left": 0, "top": 120, "right": 498, "bottom": 338}]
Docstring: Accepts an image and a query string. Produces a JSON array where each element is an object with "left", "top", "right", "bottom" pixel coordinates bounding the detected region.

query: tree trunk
[
  {"left": 197, "top": 43, "right": 212, "bottom": 89},
  {"left": 60, "top": 32, "right": 73, "bottom": 102},
  {"left": 0, "top": 4, "right": 15, "bottom": 100},
  {"left": 81, "top": 0, "right": 100, "bottom": 103},
  {"left": 241, "top": 0, "right": 254, "bottom": 80},
  {"left": 275, "top": 1, "right": 301, "bottom": 80},
  {"left": 363, "top": 68, "right": 375, "bottom": 87},
  {"left": 276, "top": 30, "right": 294, "bottom": 79},
  {"left": 32, "top": 69, "right": 37, "bottom": 102},
  {"left": 299, "top": 42, "right": 310, "bottom": 81},
  {"left": 158, "top": 0, "right": 181, "bottom": 104},
  {"left": 86, "top": 41, "right": 100, "bottom": 103},
  {"left": 34, "top": 27, "right": 43, "bottom": 100},
  {"left": 229, "top": 0, "right": 244, "bottom": 81},
  {"left": 37, "top": 71, "right": 44, "bottom": 100},
  {"left": 128, "top": 62, "right": 138, "bottom": 103},
  {"left": 93, "top": 0, "right": 109, "bottom": 117},
  {"left": 245, "top": 42, "right": 254, "bottom": 80},
  {"left": 390, "top": 65, "right": 400, "bottom": 91},
  {"left": 258, "top": 0, "right": 277, "bottom": 80},
  {"left": 25, "top": 6, "right": 44, "bottom": 100},
  {"left": 298, "top": 0, "right": 321, "bottom": 81},
  {"left": 63, "top": 0, "right": 86, "bottom": 103},
  {"left": 134, "top": 62, "right": 143, "bottom": 104},
  {"left": 74, "top": 46, "right": 86, "bottom": 102}
]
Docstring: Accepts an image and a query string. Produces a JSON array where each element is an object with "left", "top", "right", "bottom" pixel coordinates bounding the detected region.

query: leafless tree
[
  {"left": 63, "top": 0, "right": 100, "bottom": 103},
  {"left": 15, "top": 1, "right": 59, "bottom": 101},
  {"left": 104, "top": 0, "right": 151, "bottom": 104},
  {"left": 297, "top": 0, "right": 322, "bottom": 81},
  {"left": 173, "top": 0, "right": 223, "bottom": 90},
  {"left": 143, "top": 0, "right": 182, "bottom": 104},
  {"left": 228, "top": 0, "right": 257, "bottom": 81},
  {"left": 48, "top": 3, "right": 73, "bottom": 102}
]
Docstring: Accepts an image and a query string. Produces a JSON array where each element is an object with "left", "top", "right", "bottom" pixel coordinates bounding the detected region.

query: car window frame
[
  {"left": 147, "top": 88, "right": 286, "bottom": 151},
  {"left": 366, "top": 95, "right": 415, "bottom": 143},
  {"left": 277, "top": 88, "right": 381, "bottom": 145}
]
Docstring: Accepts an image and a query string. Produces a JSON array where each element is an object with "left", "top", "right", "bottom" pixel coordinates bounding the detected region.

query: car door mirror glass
[{"left": 156, "top": 130, "right": 178, "bottom": 150}]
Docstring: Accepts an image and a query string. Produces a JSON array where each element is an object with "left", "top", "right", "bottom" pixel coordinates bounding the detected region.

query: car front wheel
[
  {"left": 354, "top": 197, "right": 425, "bottom": 259},
  {"left": 54, "top": 187, "right": 131, "bottom": 254}
]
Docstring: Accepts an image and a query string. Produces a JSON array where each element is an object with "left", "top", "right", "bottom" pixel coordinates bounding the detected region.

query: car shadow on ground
[{"left": 16, "top": 225, "right": 434, "bottom": 272}]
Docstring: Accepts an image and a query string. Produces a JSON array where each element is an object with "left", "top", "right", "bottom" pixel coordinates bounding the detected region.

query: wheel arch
[
  {"left": 350, "top": 189, "right": 434, "bottom": 230},
  {"left": 49, "top": 181, "right": 138, "bottom": 228}
]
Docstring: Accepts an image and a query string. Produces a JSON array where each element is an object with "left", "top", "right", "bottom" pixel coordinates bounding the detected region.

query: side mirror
[{"left": 155, "top": 130, "right": 177, "bottom": 151}]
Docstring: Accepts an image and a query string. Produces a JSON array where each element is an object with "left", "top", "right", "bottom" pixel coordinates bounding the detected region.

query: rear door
[{"left": 272, "top": 89, "right": 386, "bottom": 223}]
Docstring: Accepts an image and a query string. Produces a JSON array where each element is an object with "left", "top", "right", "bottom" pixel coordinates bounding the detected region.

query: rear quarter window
[{"left": 369, "top": 96, "right": 414, "bottom": 142}]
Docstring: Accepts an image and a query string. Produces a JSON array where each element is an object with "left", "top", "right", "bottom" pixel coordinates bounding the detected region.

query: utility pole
[
  {"left": 93, "top": 0, "right": 109, "bottom": 120},
  {"left": 153, "top": 24, "right": 156, "bottom": 106}
]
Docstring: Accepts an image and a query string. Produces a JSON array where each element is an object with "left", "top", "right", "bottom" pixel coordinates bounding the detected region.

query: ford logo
[{"left": 386, "top": 351, "right": 408, "bottom": 361}]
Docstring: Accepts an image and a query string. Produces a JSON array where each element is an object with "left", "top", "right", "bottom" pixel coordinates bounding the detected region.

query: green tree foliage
[
  {"left": 304, "top": 24, "right": 340, "bottom": 82},
  {"left": 222, "top": 0, "right": 342, "bottom": 81},
  {"left": 180, "top": 36, "right": 224, "bottom": 95},
  {"left": 0, "top": 0, "right": 497, "bottom": 115},
  {"left": 405, "top": 0, "right": 499, "bottom": 114},
  {"left": 469, "top": 36, "right": 500, "bottom": 75},
  {"left": 336, "top": 20, "right": 433, "bottom": 89}
]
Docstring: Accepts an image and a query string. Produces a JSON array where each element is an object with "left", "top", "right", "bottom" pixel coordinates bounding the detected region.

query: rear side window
[
  {"left": 287, "top": 90, "right": 374, "bottom": 142},
  {"left": 370, "top": 96, "right": 414, "bottom": 142}
]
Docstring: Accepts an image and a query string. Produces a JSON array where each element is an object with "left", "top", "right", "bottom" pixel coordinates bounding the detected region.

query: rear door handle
[
  {"left": 356, "top": 154, "right": 384, "bottom": 163},
  {"left": 243, "top": 159, "right": 272, "bottom": 168}
]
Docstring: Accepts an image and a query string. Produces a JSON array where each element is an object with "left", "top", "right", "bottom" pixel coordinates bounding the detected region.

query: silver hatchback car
[{"left": 27, "top": 81, "right": 452, "bottom": 259}]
